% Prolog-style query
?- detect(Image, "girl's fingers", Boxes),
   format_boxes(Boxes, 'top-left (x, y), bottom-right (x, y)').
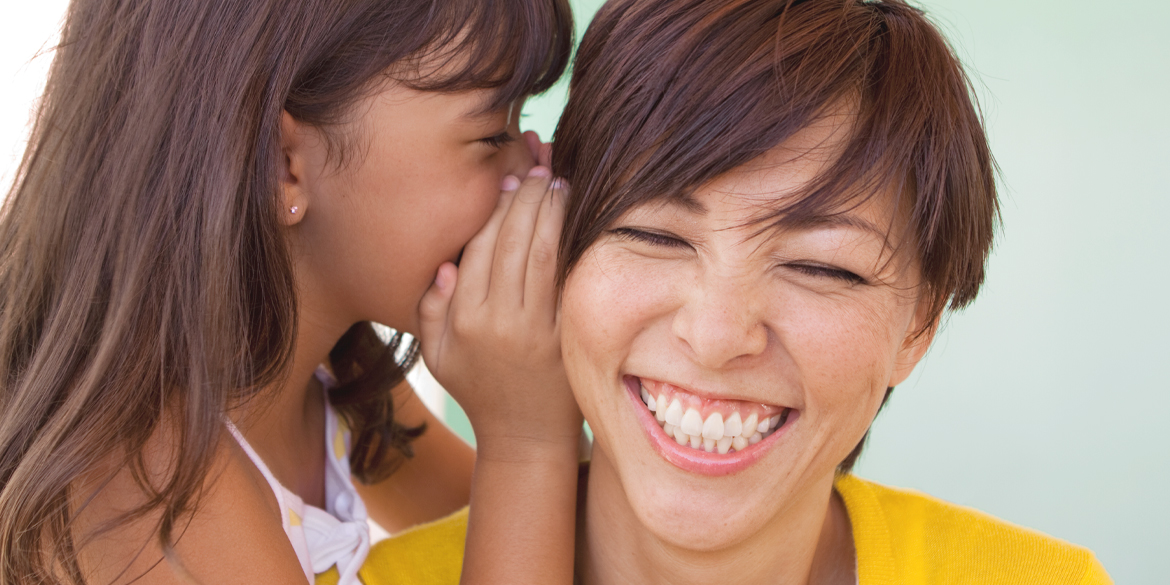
top-left (418, 262), bottom-right (459, 370)
top-left (453, 177), bottom-right (520, 306)
top-left (524, 178), bottom-right (567, 317)
top-left (489, 168), bottom-right (552, 306)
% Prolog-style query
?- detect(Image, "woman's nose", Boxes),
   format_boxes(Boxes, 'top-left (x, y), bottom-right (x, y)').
top-left (670, 274), bottom-right (769, 370)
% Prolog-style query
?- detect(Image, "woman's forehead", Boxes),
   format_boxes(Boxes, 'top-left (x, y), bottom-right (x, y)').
top-left (727, 107), bottom-right (857, 195)
top-left (632, 114), bottom-right (906, 236)
top-left (617, 102), bottom-right (864, 215)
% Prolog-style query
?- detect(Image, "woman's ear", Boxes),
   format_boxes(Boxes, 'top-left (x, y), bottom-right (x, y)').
top-left (278, 111), bottom-right (315, 226)
top-left (889, 300), bottom-right (940, 388)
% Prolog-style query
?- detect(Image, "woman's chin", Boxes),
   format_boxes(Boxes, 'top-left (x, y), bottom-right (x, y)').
top-left (582, 376), bottom-right (815, 551)
top-left (591, 434), bottom-right (783, 552)
top-left (613, 466), bottom-right (774, 552)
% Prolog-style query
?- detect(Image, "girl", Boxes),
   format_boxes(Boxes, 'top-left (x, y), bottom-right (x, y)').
top-left (0, 0), bottom-right (581, 584)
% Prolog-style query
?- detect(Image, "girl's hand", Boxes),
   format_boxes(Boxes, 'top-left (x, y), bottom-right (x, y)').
top-left (417, 150), bottom-right (580, 585)
top-left (417, 164), bottom-right (581, 451)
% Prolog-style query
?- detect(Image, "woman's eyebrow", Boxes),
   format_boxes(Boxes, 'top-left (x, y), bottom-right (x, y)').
top-left (809, 214), bottom-right (886, 238)
top-left (628, 196), bottom-right (708, 220)
top-left (662, 195), bottom-right (708, 215)
top-left (762, 212), bottom-right (891, 244)
top-left (791, 214), bottom-right (896, 251)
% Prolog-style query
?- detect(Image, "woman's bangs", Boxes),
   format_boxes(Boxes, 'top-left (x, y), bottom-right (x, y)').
top-left (556, 0), bottom-right (995, 325)
top-left (407, 0), bottom-right (573, 110)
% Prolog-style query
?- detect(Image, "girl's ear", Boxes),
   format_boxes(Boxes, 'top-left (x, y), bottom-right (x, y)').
top-left (278, 111), bottom-right (314, 226)
top-left (889, 299), bottom-right (940, 388)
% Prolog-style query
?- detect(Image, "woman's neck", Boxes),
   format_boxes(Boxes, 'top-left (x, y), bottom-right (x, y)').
top-left (577, 450), bottom-right (855, 585)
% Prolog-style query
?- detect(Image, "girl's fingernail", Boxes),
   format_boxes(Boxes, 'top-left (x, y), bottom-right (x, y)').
top-left (528, 166), bottom-right (551, 178)
top-left (501, 175), bottom-right (521, 190)
top-left (435, 263), bottom-right (457, 292)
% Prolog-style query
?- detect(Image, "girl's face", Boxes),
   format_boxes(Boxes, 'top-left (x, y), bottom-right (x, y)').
top-left (560, 115), bottom-right (934, 551)
top-left (285, 83), bottom-right (535, 336)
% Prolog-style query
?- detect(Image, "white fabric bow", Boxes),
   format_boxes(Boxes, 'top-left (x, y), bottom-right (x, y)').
top-left (302, 504), bottom-right (371, 582)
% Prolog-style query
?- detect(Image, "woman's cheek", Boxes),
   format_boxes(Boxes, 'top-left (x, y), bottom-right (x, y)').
top-left (571, 249), bottom-right (682, 343)
top-left (779, 293), bottom-right (899, 438)
top-left (564, 248), bottom-right (679, 366)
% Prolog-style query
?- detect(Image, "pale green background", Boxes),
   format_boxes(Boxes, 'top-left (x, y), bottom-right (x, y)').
top-left (2, 0), bottom-right (1162, 582)
top-left (442, 1), bottom-right (1169, 582)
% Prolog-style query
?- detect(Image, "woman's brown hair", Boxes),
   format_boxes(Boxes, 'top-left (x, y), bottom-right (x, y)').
top-left (552, 0), bottom-right (997, 473)
top-left (0, 0), bottom-right (571, 582)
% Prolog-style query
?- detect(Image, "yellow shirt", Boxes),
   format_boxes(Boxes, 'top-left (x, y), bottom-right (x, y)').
top-left (834, 474), bottom-right (1111, 584)
top-left (355, 475), bottom-right (1111, 585)
top-left (355, 507), bottom-right (469, 585)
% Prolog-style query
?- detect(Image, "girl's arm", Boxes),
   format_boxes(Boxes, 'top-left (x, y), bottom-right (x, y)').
top-left (354, 381), bottom-right (475, 533)
top-left (417, 167), bottom-right (580, 585)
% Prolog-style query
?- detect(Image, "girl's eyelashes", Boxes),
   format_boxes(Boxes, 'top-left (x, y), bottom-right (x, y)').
top-left (479, 130), bottom-right (517, 149)
top-left (609, 227), bottom-right (689, 249)
top-left (787, 263), bottom-right (866, 285)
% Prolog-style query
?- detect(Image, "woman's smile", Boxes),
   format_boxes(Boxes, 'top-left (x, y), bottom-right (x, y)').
top-left (624, 375), bottom-right (797, 475)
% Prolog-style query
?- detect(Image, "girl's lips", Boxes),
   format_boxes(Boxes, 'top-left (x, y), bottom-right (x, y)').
top-left (623, 376), bottom-right (797, 476)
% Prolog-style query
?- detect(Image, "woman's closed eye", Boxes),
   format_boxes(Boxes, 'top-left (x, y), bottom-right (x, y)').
top-left (611, 227), bottom-right (868, 286)
top-left (786, 263), bottom-right (866, 285)
top-left (610, 227), bottom-right (690, 249)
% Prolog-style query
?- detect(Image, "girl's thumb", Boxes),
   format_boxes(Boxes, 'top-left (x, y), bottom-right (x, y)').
top-left (418, 262), bottom-right (458, 362)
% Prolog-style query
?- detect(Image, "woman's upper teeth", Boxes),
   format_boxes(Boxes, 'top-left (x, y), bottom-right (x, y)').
top-left (639, 378), bottom-right (788, 454)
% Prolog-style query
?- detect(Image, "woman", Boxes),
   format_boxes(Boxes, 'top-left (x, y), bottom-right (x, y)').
top-left (377, 0), bottom-right (1111, 583)
top-left (550, 0), bottom-right (1110, 582)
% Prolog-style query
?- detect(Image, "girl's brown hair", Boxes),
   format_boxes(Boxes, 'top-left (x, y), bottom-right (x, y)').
top-left (0, 0), bottom-right (571, 582)
top-left (552, 0), bottom-right (997, 473)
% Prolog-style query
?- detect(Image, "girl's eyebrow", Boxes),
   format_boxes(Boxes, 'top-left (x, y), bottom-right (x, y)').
top-left (459, 90), bottom-right (510, 120)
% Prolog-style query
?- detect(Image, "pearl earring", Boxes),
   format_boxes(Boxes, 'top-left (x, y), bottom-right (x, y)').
top-left (289, 205), bottom-right (299, 215)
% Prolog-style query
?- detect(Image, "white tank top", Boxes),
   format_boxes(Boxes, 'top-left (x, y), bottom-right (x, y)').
top-left (225, 367), bottom-right (370, 585)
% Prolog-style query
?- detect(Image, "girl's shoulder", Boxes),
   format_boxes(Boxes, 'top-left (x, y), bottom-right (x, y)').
top-left (835, 474), bottom-right (1112, 585)
top-left (72, 423), bottom-right (307, 584)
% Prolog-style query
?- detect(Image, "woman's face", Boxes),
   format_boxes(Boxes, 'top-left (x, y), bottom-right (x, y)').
top-left (560, 115), bottom-right (934, 551)
top-left (286, 83), bottom-right (535, 336)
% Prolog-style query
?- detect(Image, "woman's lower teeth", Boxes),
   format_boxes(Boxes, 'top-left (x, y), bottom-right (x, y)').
top-left (640, 384), bottom-right (787, 454)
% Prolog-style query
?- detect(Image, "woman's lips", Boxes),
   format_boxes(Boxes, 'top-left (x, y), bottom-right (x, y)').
top-left (624, 376), bottom-right (798, 476)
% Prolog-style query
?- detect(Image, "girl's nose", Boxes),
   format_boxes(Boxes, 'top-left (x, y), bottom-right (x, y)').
top-left (670, 274), bottom-right (769, 370)
top-left (504, 131), bottom-right (539, 180)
